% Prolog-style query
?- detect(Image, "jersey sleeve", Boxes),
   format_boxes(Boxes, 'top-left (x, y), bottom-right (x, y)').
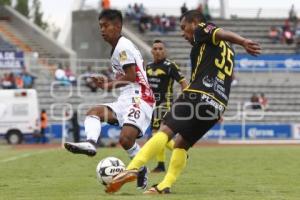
top-left (169, 62), bottom-right (185, 83)
top-left (193, 22), bottom-right (221, 46)
top-left (117, 48), bottom-right (136, 69)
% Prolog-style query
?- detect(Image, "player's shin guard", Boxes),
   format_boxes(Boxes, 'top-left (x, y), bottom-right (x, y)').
top-left (155, 139), bottom-right (174, 164)
top-left (156, 148), bottom-right (166, 163)
top-left (127, 131), bottom-right (169, 170)
top-left (85, 115), bottom-right (101, 143)
top-left (157, 148), bottom-right (187, 190)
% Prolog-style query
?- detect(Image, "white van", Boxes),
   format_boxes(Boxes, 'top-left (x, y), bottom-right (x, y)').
top-left (0, 89), bottom-right (40, 144)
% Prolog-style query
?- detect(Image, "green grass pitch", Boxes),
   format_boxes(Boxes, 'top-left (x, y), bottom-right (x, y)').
top-left (0, 145), bottom-right (300, 200)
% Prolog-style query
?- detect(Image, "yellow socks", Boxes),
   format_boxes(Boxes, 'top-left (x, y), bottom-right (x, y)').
top-left (127, 131), bottom-right (169, 170)
top-left (157, 148), bottom-right (187, 190)
top-left (156, 148), bottom-right (166, 163)
top-left (156, 139), bottom-right (174, 162)
top-left (166, 139), bottom-right (174, 150)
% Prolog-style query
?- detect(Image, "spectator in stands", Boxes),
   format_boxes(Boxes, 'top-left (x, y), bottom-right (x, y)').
top-left (125, 4), bottom-right (134, 19)
top-left (133, 3), bottom-right (141, 20)
top-left (288, 4), bottom-right (298, 26)
top-left (259, 93), bottom-right (269, 110)
top-left (151, 15), bottom-right (161, 32)
top-left (169, 16), bottom-right (177, 31)
top-left (268, 26), bottom-right (280, 43)
top-left (83, 65), bottom-right (98, 92)
top-left (139, 3), bottom-right (145, 16)
top-left (250, 93), bottom-right (261, 110)
top-left (21, 69), bottom-right (36, 88)
top-left (181, 3), bottom-right (188, 15)
top-left (15, 73), bottom-right (24, 89)
top-left (55, 64), bottom-right (69, 85)
top-left (139, 15), bottom-right (152, 33)
top-left (65, 65), bottom-right (76, 85)
top-left (1, 73), bottom-right (15, 89)
top-left (160, 14), bottom-right (170, 34)
top-left (282, 19), bottom-right (294, 45)
top-left (282, 28), bottom-right (294, 45)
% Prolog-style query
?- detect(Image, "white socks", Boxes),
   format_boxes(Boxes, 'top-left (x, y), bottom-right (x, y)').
top-left (127, 142), bottom-right (141, 159)
top-left (85, 115), bottom-right (101, 143)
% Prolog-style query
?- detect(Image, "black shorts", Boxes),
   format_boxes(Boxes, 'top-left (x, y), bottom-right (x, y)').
top-left (151, 104), bottom-right (170, 130)
top-left (163, 92), bottom-right (224, 146)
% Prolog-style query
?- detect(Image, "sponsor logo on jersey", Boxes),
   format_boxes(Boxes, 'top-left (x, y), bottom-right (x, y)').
top-left (119, 51), bottom-right (127, 62)
top-left (147, 68), bottom-right (166, 76)
top-left (133, 97), bottom-right (141, 108)
top-left (201, 93), bottom-right (225, 112)
top-left (204, 24), bottom-right (215, 33)
top-left (202, 75), bottom-right (214, 88)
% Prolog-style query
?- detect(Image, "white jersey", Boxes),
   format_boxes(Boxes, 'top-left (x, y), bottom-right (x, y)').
top-left (110, 36), bottom-right (154, 106)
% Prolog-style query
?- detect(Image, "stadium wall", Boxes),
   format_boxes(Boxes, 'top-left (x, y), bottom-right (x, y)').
top-left (44, 123), bottom-right (300, 142)
top-left (72, 10), bottom-right (110, 59)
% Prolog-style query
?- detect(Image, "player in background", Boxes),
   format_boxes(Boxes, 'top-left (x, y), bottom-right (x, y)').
top-left (64, 9), bottom-right (155, 190)
top-left (106, 10), bottom-right (261, 194)
top-left (146, 40), bottom-right (188, 172)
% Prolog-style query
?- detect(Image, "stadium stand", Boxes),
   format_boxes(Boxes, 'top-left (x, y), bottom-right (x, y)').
top-left (0, 34), bottom-right (17, 51)
top-left (139, 18), bottom-right (296, 64)
top-left (225, 72), bottom-right (300, 123)
top-left (0, 5), bottom-right (75, 58)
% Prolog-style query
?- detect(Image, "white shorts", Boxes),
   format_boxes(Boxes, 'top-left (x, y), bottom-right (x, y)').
top-left (103, 95), bottom-right (153, 137)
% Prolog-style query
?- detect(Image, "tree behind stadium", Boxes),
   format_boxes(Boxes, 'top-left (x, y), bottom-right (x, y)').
top-left (15, 0), bottom-right (29, 18)
top-left (32, 0), bottom-right (48, 30)
top-left (0, 0), bottom-right (11, 6)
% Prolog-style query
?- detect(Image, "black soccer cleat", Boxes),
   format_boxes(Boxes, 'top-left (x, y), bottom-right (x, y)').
top-left (151, 162), bottom-right (166, 173)
top-left (137, 166), bottom-right (148, 189)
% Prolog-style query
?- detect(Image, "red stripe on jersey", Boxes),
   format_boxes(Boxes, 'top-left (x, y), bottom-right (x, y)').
top-left (135, 66), bottom-right (155, 106)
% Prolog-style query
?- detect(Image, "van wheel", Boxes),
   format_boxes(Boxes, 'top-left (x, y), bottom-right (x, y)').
top-left (6, 130), bottom-right (23, 144)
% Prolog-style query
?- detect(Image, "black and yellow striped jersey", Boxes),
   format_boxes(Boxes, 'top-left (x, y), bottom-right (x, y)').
top-left (185, 22), bottom-right (235, 107)
top-left (146, 59), bottom-right (185, 107)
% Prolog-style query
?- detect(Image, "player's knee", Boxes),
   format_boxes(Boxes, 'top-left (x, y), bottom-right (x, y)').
top-left (174, 135), bottom-right (191, 150)
top-left (159, 124), bottom-right (175, 140)
top-left (86, 107), bottom-right (98, 116)
top-left (86, 107), bottom-right (105, 118)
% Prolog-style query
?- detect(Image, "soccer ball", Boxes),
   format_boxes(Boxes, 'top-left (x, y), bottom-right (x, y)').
top-left (96, 156), bottom-right (125, 185)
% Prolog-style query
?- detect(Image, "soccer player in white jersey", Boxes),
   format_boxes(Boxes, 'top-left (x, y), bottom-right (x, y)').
top-left (64, 9), bottom-right (155, 190)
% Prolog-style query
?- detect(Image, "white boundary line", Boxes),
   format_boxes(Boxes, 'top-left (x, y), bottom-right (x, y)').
top-left (218, 140), bottom-right (300, 144)
top-left (0, 150), bottom-right (52, 163)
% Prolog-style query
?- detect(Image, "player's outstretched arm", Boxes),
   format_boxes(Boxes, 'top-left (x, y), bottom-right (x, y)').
top-left (215, 29), bottom-right (261, 56)
top-left (102, 64), bottom-right (136, 90)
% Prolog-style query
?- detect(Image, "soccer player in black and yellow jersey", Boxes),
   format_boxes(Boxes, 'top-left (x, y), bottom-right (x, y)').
top-left (106, 10), bottom-right (261, 194)
top-left (147, 40), bottom-right (188, 173)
